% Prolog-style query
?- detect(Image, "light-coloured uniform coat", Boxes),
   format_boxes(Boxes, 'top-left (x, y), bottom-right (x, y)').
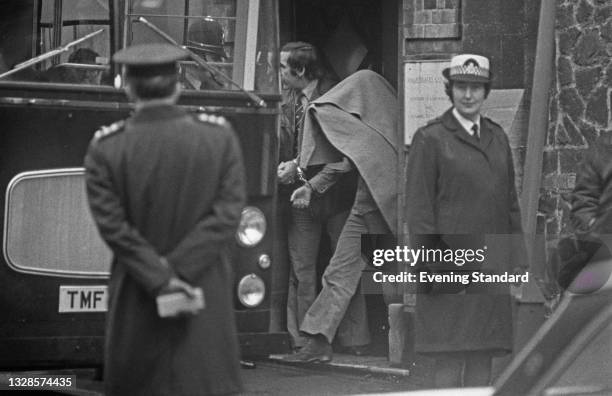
top-left (84, 105), bottom-right (245, 396)
top-left (405, 108), bottom-right (522, 355)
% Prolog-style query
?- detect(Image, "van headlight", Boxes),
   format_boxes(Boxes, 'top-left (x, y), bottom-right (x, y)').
top-left (236, 206), bottom-right (266, 247)
top-left (237, 274), bottom-right (265, 308)
top-left (258, 254), bottom-right (271, 270)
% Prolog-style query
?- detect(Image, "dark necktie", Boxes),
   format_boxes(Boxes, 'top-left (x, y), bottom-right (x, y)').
top-left (293, 94), bottom-right (306, 157)
top-left (472, 124), bottom-right (479, 141)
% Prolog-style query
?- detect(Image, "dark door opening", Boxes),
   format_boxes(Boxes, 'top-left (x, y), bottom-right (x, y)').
top-left (279, 0), bottom-right (395, 85)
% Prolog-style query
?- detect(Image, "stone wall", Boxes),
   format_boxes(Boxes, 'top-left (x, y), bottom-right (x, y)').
top-left (543, 0), bottom-right (612, 237)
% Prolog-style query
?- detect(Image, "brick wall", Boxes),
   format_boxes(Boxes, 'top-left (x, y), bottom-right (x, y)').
top-left (402, 0), bottom-right (461, 56)
top-left (404, 0), bottom-right (461, 40)
top-left (543, 0), bottom-right (612, 237)
top-left (401, 0), bottom-right (534, 88)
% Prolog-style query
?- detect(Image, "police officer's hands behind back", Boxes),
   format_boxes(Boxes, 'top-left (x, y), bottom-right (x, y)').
top-left (160, 277), bottom-right (197, 296)
top-left (157, 277), bottom-right (203, 318)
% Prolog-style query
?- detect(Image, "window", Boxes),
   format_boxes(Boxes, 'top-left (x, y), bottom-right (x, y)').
top-left (4, 169), bottom-right (111, 277)
top-left (124, 0), bottom-right (278, 93)
top-left (0, 0), bottom-right (278, 93)
top-left (0, 0), bottom-right (112, 85)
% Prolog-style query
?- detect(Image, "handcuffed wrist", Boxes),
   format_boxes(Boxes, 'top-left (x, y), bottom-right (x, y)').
top-left (160, 256), bottom-right (170, 269)
top-left (296, 166), bottom-right (307, 184)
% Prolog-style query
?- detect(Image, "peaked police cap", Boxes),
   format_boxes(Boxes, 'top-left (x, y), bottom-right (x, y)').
top-left (113, 43), bottom-right (188, 77)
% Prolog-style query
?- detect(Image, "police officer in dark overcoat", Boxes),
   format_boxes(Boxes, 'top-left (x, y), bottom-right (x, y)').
top-left (84, 43), bottom-right (245, 396)
top-left (405, 54), bottom-right (525, 388)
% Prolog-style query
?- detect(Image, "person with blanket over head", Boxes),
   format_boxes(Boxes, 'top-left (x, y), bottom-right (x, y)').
top-left (283, 70), bottom-right (400, 363)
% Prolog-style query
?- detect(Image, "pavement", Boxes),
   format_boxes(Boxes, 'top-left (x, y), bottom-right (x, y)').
top-left (0, 353), bottom-right (433, 395)
top-left (0, 361), bottom-right (424, 396)
top-left (241, 360), bottom-right (421, 395)
top-left (270, 353), bottom-right (409, 376)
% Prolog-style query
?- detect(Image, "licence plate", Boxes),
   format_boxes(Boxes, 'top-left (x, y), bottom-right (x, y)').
top-left (58, 285), bottom-right (108, 313)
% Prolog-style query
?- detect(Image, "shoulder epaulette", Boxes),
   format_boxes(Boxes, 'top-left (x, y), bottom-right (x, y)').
top-left (483, 116), bottom-right (503, 130)
top-left (93, 120), bottom-right (125, 141)
top-left (196, 113), bottom-right (227, 127)
top-left (424, 116), bottom-right (443, 127)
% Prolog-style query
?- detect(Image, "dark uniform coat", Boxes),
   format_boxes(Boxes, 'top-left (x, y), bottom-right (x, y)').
top-left (405, 108), bottom-right (522, 355)
top-left (571, 133), bottom-right (612, 235)
top-left (557, 134), bottom-right (612, 288)
top-left (84, 104), bottom-right (245, 396)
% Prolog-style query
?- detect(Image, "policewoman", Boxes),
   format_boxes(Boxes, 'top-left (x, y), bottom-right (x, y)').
top-left (84, 44), bottom-right (245, 396)
top-left (405, 54), bottom-right (524, 388)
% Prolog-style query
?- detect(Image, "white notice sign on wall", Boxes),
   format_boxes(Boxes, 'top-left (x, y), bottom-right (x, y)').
top-left (403, 60), bottom-right (450, 145)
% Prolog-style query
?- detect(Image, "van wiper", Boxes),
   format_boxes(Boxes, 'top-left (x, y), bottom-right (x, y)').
top-left (0, 29), bottom-right (105, 80)
top-left (135, 17), bottom-right (266, 108)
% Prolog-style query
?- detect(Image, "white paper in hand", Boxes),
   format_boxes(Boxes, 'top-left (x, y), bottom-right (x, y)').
top-left (156, 287), bottom-right (205, 318)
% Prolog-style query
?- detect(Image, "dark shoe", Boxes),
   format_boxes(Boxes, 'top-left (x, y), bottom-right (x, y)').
top-left (282, 335), bottom-right (332, 363)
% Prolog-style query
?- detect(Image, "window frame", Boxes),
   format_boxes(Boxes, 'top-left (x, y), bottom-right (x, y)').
top-left (122, 0), bottom-right (260, 91)
top-left (3, 168), bottom-right (111, 279)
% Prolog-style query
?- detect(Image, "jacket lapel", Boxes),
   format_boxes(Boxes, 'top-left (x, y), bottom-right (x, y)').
top-left (443, 109), bottom-right (493, 159)
top-left (298, 79), bottom-right (332, 160)
top-left (479, 119), bottom-right (494, 150)
top-left (297, 83), bottom-right (318, 158)
top-left (442, 109), bottom-right (480, 151)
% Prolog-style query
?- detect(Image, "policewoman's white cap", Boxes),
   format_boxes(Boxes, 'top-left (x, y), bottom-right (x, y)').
top-left (442, 54), bottom-right (491, 83)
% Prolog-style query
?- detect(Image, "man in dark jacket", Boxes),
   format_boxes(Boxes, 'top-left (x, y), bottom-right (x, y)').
top-left (558, 134), bottom-right (612, 289)
top-left (570, 134), bottom-right (612, 235)
top-left (405, 54), bottom-right (524, 387)
top-left (84, 43), bottom-right (245, 396)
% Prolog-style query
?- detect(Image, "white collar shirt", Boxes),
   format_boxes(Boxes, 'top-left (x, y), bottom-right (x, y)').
top-left (452, 107), bottom-right (481, 137)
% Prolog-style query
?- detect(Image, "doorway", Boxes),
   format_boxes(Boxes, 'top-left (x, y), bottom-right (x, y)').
top-left (279, 0), bottom-right (398, 88)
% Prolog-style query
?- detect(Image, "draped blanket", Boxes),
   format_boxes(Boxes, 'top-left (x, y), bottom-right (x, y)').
top-left (300, 70), bottom-right (400, 233)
